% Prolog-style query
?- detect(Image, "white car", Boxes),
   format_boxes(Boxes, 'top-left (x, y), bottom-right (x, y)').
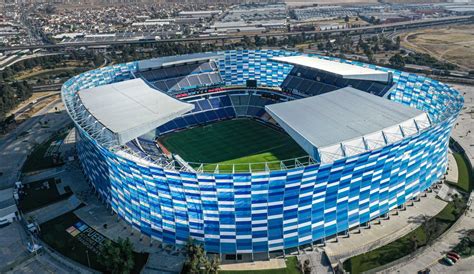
top-left (27, 242), bottom-right (42, 253)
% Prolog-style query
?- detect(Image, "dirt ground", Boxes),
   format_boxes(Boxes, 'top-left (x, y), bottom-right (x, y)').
top-left (401, 25), bottom-right (474, 70)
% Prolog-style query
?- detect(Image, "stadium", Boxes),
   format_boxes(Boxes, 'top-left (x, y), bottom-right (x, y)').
top-left (62, 50), bottom-right (463, 256)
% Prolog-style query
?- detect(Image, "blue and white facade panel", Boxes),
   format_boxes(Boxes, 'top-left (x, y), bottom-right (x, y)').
top-left (65, 50), bottom-right (463, 254)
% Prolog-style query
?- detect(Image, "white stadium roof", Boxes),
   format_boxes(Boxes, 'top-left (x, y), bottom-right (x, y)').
top-left (266, 87), bottom-right (431, 164)
top-left (78, 78), bottom-right (194, 145)
top-left (138, 52), bottom-right (222, 71)
top-left (272, 55), bottom-right (390, 83)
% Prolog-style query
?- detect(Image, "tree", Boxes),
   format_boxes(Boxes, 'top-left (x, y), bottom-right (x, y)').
top-left (365, 49), bottom-right (375, 63)
top-left (184, 238), bottom-right (220, 274)
top-left (395, 36), bottom-right (401, 49)
top-left (344, 15), bottom-right (350, 23)
top-left (99, 237), bottom-right (135, 274)
top-left (204, 255), bottom-right (220, 273)
top-left (242, 36), bottom-right (252, 47)
top-left (389, 53), bottom-right (406, 69)
top-left (421, 215), bottom-right (438, 245)
top-left (254, 35), bottom-right (264, 47)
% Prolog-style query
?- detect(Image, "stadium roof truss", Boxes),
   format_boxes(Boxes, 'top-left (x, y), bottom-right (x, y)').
top-left (272, 55), bottom-right (391, 83)
top-left (73, 78), bottom-right (194, 147)
top-left (266, 87), bottom-right (431, 164)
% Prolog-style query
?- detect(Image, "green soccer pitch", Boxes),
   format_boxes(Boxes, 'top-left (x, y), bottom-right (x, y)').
top-left (158, 118), bottom-right (308, 172)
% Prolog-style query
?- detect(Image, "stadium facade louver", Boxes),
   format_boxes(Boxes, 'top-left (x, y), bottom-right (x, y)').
top-left (62, 50), bottom-right (463, 255)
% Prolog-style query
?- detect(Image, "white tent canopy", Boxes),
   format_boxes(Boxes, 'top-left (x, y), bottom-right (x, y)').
top-left (265, 87), bottom-right (430, 164)
top-left (272, 55), bottom-right (391, 83)
top-left (78, 78), bottom-right (194, 145)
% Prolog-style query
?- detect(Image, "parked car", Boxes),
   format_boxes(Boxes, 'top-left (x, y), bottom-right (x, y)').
top-left (443, 256), bottom-right (455, 266)
top-left (27, 242), bottom-right (42, 253)
top-left (417, 268), bottom-right (430, 274)
top-left (447, 251), bottom-right (461, 260)
top-left (0, 219), bottom-right (11, 228)
top-left (447, 254), bottom-right (459, 263)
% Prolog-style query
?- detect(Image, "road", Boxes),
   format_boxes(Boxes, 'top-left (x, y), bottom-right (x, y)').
top-left (0, 16), bottom-right (471, 51)
top-left (0, 98), bottom-right (70, 190)
top-left (11, 92), bottom-right (60, 119)
top-left (0, 53), bottom-right (61, 71)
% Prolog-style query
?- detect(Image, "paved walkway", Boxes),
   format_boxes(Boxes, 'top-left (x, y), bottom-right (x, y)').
top-left (219, 259), bottom-right (286, 271)
top-left (298, 251), bottom-right (333, 274)
top-left (451, 84), bottom-right (474, 163)
top-left (0, 100), bottom-right (70, 190)
top-left (380, 193), bottom-right (474, 273)
top-left (141, 252), bottom-right (185, 274)
top-left (323, 190), bottom-right (447, 264)
top-left (26, 195), bottom-right (81, 224)
top-left (6, 248), bottom-right (95, 274)
top-left (446, 152), bottom-right (459, 184)
top-left (376, 83), bottom-right (474, 273)
top-left (0, 222), bottom-right (30, 271)
top-left (431, 254), bottom-right (474, 273)
top-left (74, 200), bottom-right (158, 253)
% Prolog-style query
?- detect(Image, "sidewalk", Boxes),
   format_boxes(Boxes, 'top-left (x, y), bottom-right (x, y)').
top-left (378, 83), bottom-right (474, 273)
top-left (323, 191), bottom-right (446, 264)
top-left (219, 259), bottom-right (286, 271)
top-left (381, 194), bottom-right (474, 273)
top-left (0, 100), bottom-right (70, 190)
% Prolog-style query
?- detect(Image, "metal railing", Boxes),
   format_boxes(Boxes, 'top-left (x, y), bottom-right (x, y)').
top-left (188, 155), bottom-right (317, 174)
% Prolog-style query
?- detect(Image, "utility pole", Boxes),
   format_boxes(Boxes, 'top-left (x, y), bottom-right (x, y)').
top-left (86, 250), bottom-right (91, 268)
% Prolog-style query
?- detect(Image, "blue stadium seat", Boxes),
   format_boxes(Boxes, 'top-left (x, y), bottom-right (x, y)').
top-left (198, 100), bottom-right (212, 110)
top-left (183, 115), bottom-right (199, 126)
top-left (194, 112), bottom-right (208, 124)
top-left (190, 101), bottom-right (201, 112)
top-left (187, 75), bottom-right (201, 87)
top-left (220, 95), bottom-right (232, 107)
top-left (165, 78), bottom-right (178, 90)
top-left (154, 80), bottom-right (168, 91)
top-left (199, 74), bottom-right (212, 85)
top-left (209, 72), bottom-right (223, 84)
top-left (247, 106), bottom-right (260, 117)
top-left (215, 108), bottom-right (228, 119)
top-left (136, 60), bottom-right (222, 93)
top-left (224, 107), bottom-right (236, 117)
top-left (209, 97), bottom-right (222, 108)
top-left (174, 117), bottom-right (188, 128)
top-left (204, 110), bottom-right (218, 121)
top-left (256, 107), bottom-right (266, 117)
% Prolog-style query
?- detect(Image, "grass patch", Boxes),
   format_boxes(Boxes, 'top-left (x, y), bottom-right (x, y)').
top-left (40, 212), bottom-right (148, 273)
top-left (343, 226), bottom-right (426, 274)
top-left (453, 153), bottom-right (472, 193)
top-left (219, 256), bottom-right (300, 274)
top-left (19, 178), bottom-right (71, 212)
top-left (343, 199), bottom-right (463, 273)
top-left (15, 67), bottom-right (80, 81)
top-left (435, 202), bottom-right (456, 222)
top-left (159, 119), bottom-right (307, 172)
top-left (22, 130), bottom-right (68, 173)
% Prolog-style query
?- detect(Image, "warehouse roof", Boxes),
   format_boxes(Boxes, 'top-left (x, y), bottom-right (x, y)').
top-left (78, 78), bottom-right (194, 145)
top-left (272, 55), bottom-right (390, 82)
top-left (266, 87), bottom-right (430, 163)
top-left (138, 52), bottom-right (222, 71)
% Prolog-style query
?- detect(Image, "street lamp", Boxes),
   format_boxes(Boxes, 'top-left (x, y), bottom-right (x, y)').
top-left (86, 250), bottom-right (91, 268)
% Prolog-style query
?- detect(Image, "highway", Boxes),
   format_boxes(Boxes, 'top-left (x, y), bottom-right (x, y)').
top-left (0, 16), bottom-right (472, 52)
top-left (0, 53), bottom-right (60, 71)
top-left (13, 92), bottom-right (60, 119)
